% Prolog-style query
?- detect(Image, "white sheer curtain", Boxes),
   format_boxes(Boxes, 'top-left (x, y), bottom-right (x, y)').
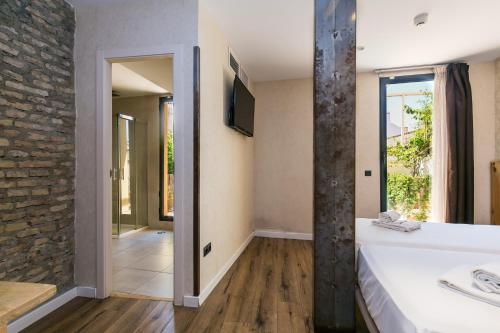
top-left (430, 66), bottom-right (448, 222)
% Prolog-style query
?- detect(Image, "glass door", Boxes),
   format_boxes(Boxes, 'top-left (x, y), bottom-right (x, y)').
top-left (380, 74), bottom-right (434, 221)
top-left (112, 114), bottom-right (137, 236)
top-left (134, 120), bottom-right (148, 230)
top-left (159, 97), bottom-right (174, 221)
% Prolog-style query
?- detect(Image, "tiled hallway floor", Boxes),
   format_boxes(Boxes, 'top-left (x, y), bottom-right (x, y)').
top-left (112, 228), bottom-right (174, 299)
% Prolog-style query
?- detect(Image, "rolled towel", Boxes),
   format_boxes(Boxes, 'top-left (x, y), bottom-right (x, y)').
top-left (378, 211), bottom-right (401, 223)
top-left (372, 219), bottom-right (421, 232)
top-left (472, 263), bottom-right (500, 294)
top-left (439, 265), bottom-right (500, 307)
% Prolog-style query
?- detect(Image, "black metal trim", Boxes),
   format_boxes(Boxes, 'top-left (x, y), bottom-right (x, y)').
top-left (379, 77), bottom-right (389, 212)
top-left (379, 73), bottom-right (435, 212)
top-left (193, 46), bottom-right (201, 296)
top-left (159, 96), bottom-right (174, 222)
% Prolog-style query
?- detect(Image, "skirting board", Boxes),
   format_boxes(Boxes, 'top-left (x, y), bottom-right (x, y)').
top-left (254, 229), bottom-right (313, 241)
top-left (183, 231), bottom-right (255, 308)
top-left (7, 286), bottom-right (96, 333)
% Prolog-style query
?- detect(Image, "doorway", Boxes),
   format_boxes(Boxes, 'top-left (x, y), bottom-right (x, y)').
top-left (96, 46), bottom-right (189, 306)
top-left (108, 56), bottom-right (175, 299)
top-left (380, 74), bottom-right (435, 221)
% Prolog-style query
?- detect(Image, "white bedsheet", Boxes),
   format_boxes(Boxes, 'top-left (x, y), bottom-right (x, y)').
top-left (358, 245), bottom-right (500, 333)
top-left (356, 218), bottom-right (500, 254)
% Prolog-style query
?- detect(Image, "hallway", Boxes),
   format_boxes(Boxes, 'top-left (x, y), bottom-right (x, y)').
top-left (112, 229), bottom-right (174, 299)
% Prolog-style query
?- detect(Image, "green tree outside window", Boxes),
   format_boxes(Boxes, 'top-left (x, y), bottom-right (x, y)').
top-left (387, 93), bottom-right (432, 221)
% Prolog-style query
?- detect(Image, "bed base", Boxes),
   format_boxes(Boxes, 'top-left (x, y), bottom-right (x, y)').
top-left (355, 285), bottom-right (380, 333)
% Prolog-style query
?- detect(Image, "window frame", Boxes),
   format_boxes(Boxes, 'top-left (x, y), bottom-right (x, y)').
top-left (379, 73), bottom-right (435, 212)
top-left (159, 96), bottom-right (174, 222)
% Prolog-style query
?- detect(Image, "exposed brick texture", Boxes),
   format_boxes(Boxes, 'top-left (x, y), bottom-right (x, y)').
top-left (0, 0), bottom-right (75, 290)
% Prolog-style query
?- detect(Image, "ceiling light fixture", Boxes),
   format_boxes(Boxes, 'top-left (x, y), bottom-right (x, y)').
top-left (414, 13), bottom-right (429, 27)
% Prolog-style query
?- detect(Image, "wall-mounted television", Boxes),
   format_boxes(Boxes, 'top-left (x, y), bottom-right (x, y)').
top-left (229, 75), bottom-right (255, 137)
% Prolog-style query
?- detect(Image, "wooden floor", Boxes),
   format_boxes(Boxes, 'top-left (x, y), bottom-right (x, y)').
top-left (23, 237), bottom-right (367, 333)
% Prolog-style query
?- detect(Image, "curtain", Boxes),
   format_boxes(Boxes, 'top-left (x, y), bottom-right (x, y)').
top-left (430, 66), bottom-right (448, 222)
top-left (445, 63), bottom-right (474, 224)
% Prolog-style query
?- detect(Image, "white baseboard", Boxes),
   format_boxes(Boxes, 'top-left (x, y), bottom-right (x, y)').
top-left (182, 295), bottom-right (200, 308)
top-left (183, 231), bottom-right (255, 308)
top-left (254, 229), bottom-right (313, 240)
top-left (77, 286), bottom-right (97, 298)
top-left (7, 286), bottom-right (96, 333)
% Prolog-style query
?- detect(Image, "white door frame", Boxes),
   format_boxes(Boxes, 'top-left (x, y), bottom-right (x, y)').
top-left (96, 45), bottom-right (187, 305)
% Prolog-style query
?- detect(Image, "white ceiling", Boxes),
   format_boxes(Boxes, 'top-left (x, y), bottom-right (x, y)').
top-left (357, 0), bottom-right (500, 72)
top-left (69, 0), bottom-right (500, 80)
top-left (203, 0), bottom-right (314, 82)
top-left (112, 57), bottom-right (173, 98)
top-left (205, 0), bottom-right (500, 80)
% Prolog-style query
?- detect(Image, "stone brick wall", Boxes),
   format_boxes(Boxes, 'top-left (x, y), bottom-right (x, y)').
top-left (0, 0), bottom-right (75, 290)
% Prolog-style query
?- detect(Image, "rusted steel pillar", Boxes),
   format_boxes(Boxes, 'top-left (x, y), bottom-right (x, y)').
top-left (313, 0), bottom-right (356, 331)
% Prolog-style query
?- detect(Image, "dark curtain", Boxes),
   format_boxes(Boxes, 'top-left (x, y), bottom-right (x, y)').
top-left (445, 63), bottom-right (474, 224)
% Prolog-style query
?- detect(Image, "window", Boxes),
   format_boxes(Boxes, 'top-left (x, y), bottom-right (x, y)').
top-left (380, 74), bottom-right (434, 221)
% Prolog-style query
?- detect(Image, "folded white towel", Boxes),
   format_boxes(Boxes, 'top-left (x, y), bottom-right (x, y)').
top-left (372, 219), bottom-right (421, 232)
top-left (472, 263), bottom-right (500, 294)
top-left (378, 211), bottom-right (401, 223)
top-left (439, 265), bottom-right (500, 307)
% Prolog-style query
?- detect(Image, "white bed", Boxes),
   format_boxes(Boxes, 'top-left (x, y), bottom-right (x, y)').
top-left (356, 218), bottom-right (500, 254)
top-left (358, 245), bottom-right (500, 333)
top-left (355, 218), bottom-right (500, 332)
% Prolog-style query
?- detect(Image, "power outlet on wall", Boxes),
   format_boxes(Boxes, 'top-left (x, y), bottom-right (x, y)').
top-left (203, 242), bottom-right (212, 257)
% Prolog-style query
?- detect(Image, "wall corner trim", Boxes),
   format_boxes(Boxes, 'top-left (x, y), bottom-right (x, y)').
top-left (7, 286), bottom-right (96, 333)
top-left (77, 286), bottom-right (97, 298)
top-left (182, 295), bottom-right (200, 308)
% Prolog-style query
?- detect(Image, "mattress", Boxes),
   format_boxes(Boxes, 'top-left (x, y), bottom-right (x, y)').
top-left (358, 245), bottom-right (500, 333)
top-left (356, 218), bottom-right (500, 254)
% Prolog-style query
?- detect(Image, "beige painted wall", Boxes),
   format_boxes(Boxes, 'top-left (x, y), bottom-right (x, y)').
top-left (251, 75), bottom-right (379, 233)
top-left (112, 96), bottom-right (170, 230)
top-left (356, 72), bottom-right (381, 218)
top-left (253, 79), bottom-right (313, 234)
top-left (496, 58), bottom-right (500, 159)
top-left (470, 62), bottom-right (496, 224)
top-left (253, 62), bottom-right (496, 232)
top-left (356, 63), bottom-right (497, 224)
top-left (73, 0), bottom-right (197, 295)
top-left (198, 5), bottom-right (255, 292)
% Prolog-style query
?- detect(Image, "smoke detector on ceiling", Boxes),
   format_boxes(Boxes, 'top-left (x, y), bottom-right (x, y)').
top-left (414, 13), bottom-right (428, 27)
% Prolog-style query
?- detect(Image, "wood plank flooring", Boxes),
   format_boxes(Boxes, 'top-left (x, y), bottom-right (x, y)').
top-left (22, 237), bottom-right (368, 333)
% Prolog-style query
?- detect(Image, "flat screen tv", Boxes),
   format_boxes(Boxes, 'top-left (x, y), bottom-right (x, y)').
top-left (229, 75), bottom-right (255, 137)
